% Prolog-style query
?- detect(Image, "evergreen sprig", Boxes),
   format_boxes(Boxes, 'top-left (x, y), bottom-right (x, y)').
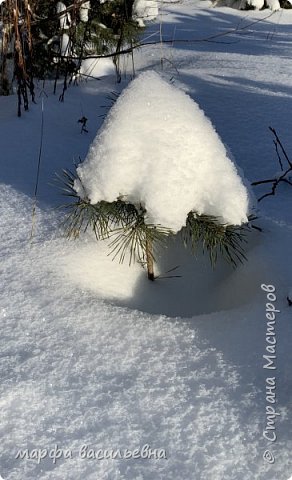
top-left (57, 168), bottom-right (251, 278)
top-left (109, 216), bottom-right (171, 266)
top-left (182, 212), bottom-right (250, 267)
top-left (56, 168), bottom-right (171, 266)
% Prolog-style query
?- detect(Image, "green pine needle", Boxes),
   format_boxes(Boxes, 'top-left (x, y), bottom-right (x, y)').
top-left (108, 218), bottom-right (172, 266)
top-left (57, 168), bottom-right (251, 271)
top-left (182, 212), bottom-right (250, 267)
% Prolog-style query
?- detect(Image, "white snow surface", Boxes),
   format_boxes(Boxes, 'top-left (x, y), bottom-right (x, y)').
top-left (56, 2), bottom-right (71, 30)
top-left (60, 33), bottom-right (70, 57)
top-left (79, 1), bottom-right (91, 22)
top-left (265, 0), bottom-right (281, 9)
top-left (75, 71), bottom-right (250, 231)
top-left (133, 0), bottom-right (159, 26)
top-left (79, 57), bottom-right (115, 79)
top-left (1, 1), bottom-right (292, 479)
top-left (246, 0), bottom-right (265, 8)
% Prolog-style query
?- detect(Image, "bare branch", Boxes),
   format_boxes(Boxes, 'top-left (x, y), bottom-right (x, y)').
top-left (35, 9), bottom-right (277, 62)
top-left (269, 126), bottom-right (292, 169)
top-left (252, 128), bottom-right (292, 202)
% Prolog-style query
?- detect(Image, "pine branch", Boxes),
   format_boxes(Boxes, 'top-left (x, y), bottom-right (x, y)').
top-left (99, 91), bottom-right (120, 119)
top-left (57, 169), bottom-right (251, 279)
top-left (182, 212), bottom-right (250, 267)
top-left (108, 216), bottom-right (171, 266)
top-left (53, 11), bottom-right (277, 61)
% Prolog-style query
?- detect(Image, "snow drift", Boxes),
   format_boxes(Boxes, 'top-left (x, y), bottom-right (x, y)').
top-left (212, 0), bottom-right (281, 10)
top-left (75, 71), bottom-right (250, 232)
top-left (79, 57), bottom-right (115, 79)
top-left (133, 0), bottom-right (159, 26)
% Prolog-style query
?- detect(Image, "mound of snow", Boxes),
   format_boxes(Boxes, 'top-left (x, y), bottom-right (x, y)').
top-left (79, 57), bottom-right (115, 78)
top-left (133, 0), bottom-right (159, 26)
top-left (265, 0), bottom-right (280, 9)
top-left (75, 71), bottom-right (250, 232)
top-left (215, 0), bottom-right (280, 10)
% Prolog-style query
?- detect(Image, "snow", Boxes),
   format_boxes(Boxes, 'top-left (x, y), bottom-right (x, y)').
top-left (265, 0), bottom-right (281, 9)
top-left (246, 0), bottom-right (265, 8)
top-left (1, 1), bottom-right (292, 479)
top-left (56, 1), bottom-right (71, 30)
top-left (80, 1), bottom-right (91, 23)
top-left (79, 57), bottom-right (115, 79)
top-left (214, 0), bottom-right (280, 8)
top-left (75, 71), bottom-right (250, 231)
top-left (60, 33), bottom-right (70, 57)
top-left (133, 0), bottom-right (159, 26)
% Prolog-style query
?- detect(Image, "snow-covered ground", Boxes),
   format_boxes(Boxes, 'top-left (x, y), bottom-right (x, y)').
top-left (1, 1), bottom-right (292, 479)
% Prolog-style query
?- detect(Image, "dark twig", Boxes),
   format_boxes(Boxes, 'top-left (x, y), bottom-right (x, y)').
top-left (269, 127), bottom-right (292, 169)
top-left (78, 115), bottom-right (88, 133)
top-left (273, 140), bottom-right (283, 171)
top-left (30, 95), bottom-right (45, 242)
top-left (252, 127), bottom-right (292, 202)
top-left (54, 11), bottom-right (276, 63)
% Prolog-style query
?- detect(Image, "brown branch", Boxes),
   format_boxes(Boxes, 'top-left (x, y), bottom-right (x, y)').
top-left (146, 238), bottom-right (155, 281)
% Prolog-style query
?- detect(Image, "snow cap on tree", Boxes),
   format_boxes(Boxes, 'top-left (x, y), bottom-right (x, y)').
top-left (75, 70), bottom-right (250, 232)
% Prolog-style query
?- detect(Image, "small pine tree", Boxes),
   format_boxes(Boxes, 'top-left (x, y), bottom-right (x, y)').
top-left (58, 71), bottom-right (252, 282)
top-left (58, 169), bottom-right (251, 281)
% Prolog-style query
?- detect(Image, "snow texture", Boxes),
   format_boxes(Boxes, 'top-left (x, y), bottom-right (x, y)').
top-left (214, 0), bottom-right (280, 9)
top-left (79, 57), bottom-right (115, 79)
top-left (75, 71), bottom-right (250, 232)
top-left (60, 33), bottom-right (70, 57)
top-left (133, 0), bottom-right (159, 26)
top-left (246, 0), bottom-right (265, 8)
top-left (79, 1), bottom-right (91, 22)
top-left (265, 0), bottom-right (281, 9)
top-left (1, 1), bottom-right (292, 479)
top-left (57, 1), bottom-right (71, 30)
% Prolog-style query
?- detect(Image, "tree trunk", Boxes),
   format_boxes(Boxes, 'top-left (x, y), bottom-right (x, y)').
top-left (146, 238), bottom-right (155, 281)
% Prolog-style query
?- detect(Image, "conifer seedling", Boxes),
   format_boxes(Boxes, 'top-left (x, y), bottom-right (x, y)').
top-left (60, 71), bottom-right (252, 281)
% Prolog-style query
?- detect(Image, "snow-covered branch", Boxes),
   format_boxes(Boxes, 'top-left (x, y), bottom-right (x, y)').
top-left (57, 10), bottom-right (276, 61)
